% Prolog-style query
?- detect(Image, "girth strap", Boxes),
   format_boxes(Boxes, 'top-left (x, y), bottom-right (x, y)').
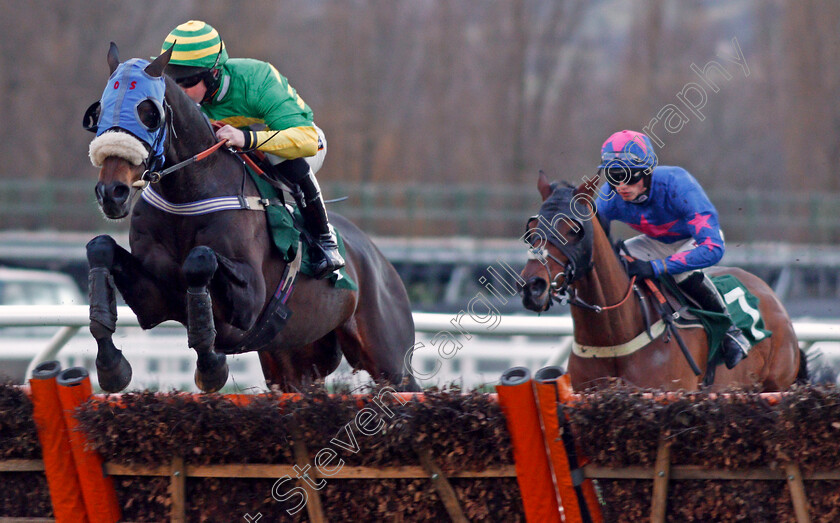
top-left (572, 319), bottom-right (699, 358)
top-left (141, 185), bottom-right (281, 216)
top-left (572, 320), bottom-right (668, 358)
top-left (231, 240), bottom-right (303, 353)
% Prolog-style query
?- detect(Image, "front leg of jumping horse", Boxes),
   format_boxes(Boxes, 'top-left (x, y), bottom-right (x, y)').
top-left (182, 246), bottom-right (229, 392)
top-left (86, 235), bottom-right (133, 392)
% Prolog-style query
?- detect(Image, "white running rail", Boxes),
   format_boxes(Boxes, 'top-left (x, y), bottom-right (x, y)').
top-left (1, 306), bottom-right (837, 385)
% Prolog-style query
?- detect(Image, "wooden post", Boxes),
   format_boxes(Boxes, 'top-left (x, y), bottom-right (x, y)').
top-left (417, 448), bottom-right (468, 523)
top-left (169, 456), bottom-right (186, 523)
top-left (785, 462), bottom-right (811, 523)
top-left (292, 434), bottom-right (327, 523)
top-left (650, 437), bottom-right (671, 523)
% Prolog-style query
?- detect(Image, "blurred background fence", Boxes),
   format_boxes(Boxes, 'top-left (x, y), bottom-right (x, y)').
top-left (6, 179), bottom-right (840, 243)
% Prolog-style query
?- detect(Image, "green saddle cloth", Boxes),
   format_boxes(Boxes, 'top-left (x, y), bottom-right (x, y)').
top-left (247, 166), bottom-right (357, 291)
top-left (665, 274), bottom-right (771, 363)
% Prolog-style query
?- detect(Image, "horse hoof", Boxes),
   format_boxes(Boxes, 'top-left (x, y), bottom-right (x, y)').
top-left (96, 353), bottom-right (132, 392)
top-left (194, 362), bottom-right (229, 393)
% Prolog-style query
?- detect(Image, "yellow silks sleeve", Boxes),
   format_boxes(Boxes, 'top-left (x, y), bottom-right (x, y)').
top-left (254, 125), bottom-right (318, 159)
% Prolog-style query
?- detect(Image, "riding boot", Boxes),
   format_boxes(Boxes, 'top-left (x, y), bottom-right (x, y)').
top-left (677, 272), bottom-right (750, 369)
top-left (295, 170), bottom-right (345, 279)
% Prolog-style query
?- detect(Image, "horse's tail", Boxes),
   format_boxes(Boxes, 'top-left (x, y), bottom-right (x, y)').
top-left (795, 348), bottom-right (809, 384)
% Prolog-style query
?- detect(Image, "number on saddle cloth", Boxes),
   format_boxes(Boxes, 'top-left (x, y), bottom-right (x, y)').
top-left (712, 274), bottom-right (771, 345)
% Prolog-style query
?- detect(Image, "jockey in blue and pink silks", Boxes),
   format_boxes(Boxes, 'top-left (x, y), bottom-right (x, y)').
top-left (593, 129), bottom-right (750, 369)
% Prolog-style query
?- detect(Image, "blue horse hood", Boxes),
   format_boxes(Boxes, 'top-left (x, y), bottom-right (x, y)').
top-left (97, 58), bottom-right (166, 162)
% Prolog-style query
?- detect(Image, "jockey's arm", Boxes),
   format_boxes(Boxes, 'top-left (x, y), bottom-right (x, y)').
top-left (654, 198), bottom-right (725, 277)
top-left (245, 64), bottom-right (319, 159)
top-left (209, 61), bottom-right (319, 159)
top-left (241, 125), bottom-right (319, 159)
top-left (656, 225), bottom-right (724, 276)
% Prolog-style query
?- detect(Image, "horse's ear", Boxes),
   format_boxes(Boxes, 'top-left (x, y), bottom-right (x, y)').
top-left (574, 172), bottom-right (601, 200)
top-left (107, 42), bottom-right (120, 75)
top-left (537, 170), bottom-right (553, 201)
top-left (145, 45), bottom-right (173, 78)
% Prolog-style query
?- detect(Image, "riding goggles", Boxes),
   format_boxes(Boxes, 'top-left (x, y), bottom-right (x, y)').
top-left (175, 72), bottom-right (207, 88)
top-left (603, 166), bottom-right (649, 188)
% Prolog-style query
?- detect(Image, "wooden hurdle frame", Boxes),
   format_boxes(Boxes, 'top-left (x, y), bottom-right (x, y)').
top-left (0, 458), bottom-right (516, 522)
top-left (580, 434), bottom-right (836, 523)
top-left (10, 364), bottom-right (520, 523)
top-left (7, 362), bottom-right (834, 522)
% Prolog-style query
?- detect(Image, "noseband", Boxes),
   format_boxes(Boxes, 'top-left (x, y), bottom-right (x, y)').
top-left (526, 244), bottom-right (574, 296)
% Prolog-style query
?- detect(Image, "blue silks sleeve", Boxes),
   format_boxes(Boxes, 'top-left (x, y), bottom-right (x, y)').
top-left (656, 176), bottom-right (724, 276)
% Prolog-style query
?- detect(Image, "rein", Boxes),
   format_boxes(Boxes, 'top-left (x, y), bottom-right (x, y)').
top-left (558, 274), bottom-right (638, 313)
top-left (133, 138), bottom-right (227, 188)
top-left (548, 264), bottom-right (638, 313)
top-left (619, 250), bottom-right (702, 376)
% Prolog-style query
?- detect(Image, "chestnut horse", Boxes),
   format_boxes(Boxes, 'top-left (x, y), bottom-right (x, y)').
top-left (84, 44), bottom-right (419, 392)
top-left (520, 173), bottom-right (804, 392)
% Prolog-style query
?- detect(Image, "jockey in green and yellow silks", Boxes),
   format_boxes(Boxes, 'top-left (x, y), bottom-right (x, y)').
top-left (160, 20), bottom-right (343, 280)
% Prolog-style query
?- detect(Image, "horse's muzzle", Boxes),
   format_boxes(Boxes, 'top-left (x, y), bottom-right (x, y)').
top-left (521, 276), bottom-right (550, 312)
top-left (95, 181), bottom-right (131, 219)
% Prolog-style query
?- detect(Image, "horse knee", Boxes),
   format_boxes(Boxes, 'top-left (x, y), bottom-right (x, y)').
top-left (183, 246), bottom-right (219, 288)
top-left (87, 235), bottom-right (117, 268)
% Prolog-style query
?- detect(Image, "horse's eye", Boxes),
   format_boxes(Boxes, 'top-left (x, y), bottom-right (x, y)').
top-left (136, 99), bottom-right (163, 131)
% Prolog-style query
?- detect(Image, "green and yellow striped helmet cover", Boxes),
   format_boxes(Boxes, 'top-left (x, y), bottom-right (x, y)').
top-left (161, 20), bottom-right (228, 68)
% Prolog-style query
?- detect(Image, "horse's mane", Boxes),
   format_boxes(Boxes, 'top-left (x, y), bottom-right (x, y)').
top-left (161, 75), bottom-right (218, 150)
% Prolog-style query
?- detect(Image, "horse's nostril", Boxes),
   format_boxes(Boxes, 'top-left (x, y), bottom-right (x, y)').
top-left (112, 183), bottom-right (130, 203)
top-left (527, 277), bottom-right (548, 296)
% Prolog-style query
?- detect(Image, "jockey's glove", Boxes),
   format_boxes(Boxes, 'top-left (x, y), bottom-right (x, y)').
top-left (626, 260), bottom-right (656, 280)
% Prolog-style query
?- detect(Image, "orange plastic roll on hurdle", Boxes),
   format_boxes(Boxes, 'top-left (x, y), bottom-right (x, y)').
top-left (497, 367), bottom-right (562, 522)
top-left (534, 366), bottom-right (603, 523)
top-left (56, 367), bottom-right (121, 523)
top-left (29, 361), bottom-right (89, 523)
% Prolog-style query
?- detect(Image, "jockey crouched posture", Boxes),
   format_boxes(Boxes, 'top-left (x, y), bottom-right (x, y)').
top-left (160, 20), bottom-right (344, 279)
top-left (594, 130), bottom-right (750, 369)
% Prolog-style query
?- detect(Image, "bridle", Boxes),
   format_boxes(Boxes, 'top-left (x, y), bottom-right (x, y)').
top-left (524, 186), bottom-right (637, 313)
top-left (527, 237), bottom-right (637, 313)
top-left (83, 58), bottom-right (230, 189)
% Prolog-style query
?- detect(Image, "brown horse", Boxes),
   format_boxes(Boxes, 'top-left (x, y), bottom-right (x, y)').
top-left (84, 44), bottom-right (419, 392)
top-left (520, 172), bottom-right (804, 392)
